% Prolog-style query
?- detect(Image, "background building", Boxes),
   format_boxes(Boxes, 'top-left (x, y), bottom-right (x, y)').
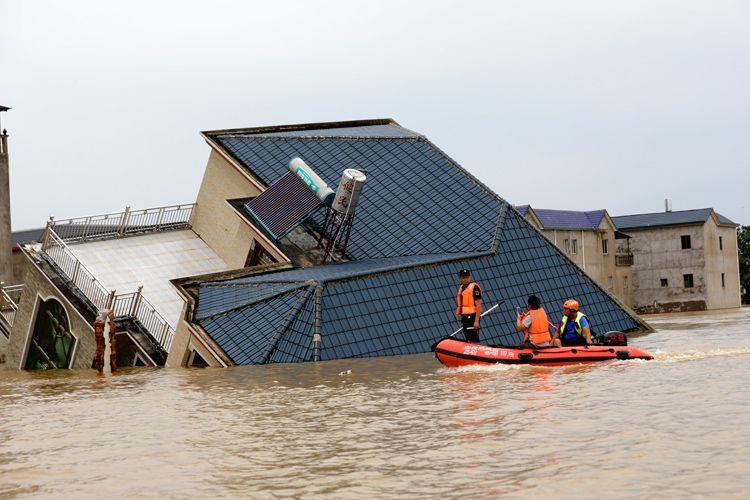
top-left (516, 206), bottom-right (633, 309)
top-left (612, 206), bottom-right (741, 313)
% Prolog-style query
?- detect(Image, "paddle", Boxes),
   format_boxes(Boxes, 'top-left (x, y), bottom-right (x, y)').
top-left (448, 301), bottom-right (504, 338)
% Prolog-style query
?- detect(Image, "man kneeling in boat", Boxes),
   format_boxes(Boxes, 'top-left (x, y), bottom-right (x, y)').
top-left (551, 299), bottom-right (593, 347)
top-left (515, 295), bottom-right (553, 348)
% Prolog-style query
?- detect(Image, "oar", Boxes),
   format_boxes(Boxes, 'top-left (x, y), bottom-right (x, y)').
top-left (447, 301), bottom-right (504, 338)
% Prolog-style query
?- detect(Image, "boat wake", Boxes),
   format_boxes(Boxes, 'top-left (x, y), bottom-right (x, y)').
top-left (650, 347), bottom-right (750, 363)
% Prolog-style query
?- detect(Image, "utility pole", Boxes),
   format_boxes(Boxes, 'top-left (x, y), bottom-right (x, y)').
top-left (0, 105), bottom-right (12, 284)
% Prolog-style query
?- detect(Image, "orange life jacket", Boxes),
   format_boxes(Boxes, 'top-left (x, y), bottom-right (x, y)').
top-left (456, 282), bottom-right (481, 315)
top-left (522, 307), bottom-right (552, 345)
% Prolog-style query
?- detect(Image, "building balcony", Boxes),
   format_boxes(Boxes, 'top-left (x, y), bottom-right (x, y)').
top-left (616, 253), bottom-right (634, 266)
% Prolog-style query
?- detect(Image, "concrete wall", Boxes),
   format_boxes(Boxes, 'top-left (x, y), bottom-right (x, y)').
top-left (4, 252), bottom-right (96, 370)
top-left (628, 224), bottom-right (708, 312)
top-left (191, 149), bottom-right (287, 268)
top-left (703, 221), bottom-right (741, 309)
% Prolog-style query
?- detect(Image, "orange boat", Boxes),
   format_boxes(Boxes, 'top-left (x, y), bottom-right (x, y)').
top-left (433, 333), bottom-right (653, 367)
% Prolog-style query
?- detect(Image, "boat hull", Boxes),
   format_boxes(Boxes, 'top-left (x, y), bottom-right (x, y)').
top-left (433, 337), bottom-right (653, 367)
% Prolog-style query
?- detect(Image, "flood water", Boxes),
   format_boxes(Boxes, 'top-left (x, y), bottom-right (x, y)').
top-left (1, 308), bottom-right (749, 499)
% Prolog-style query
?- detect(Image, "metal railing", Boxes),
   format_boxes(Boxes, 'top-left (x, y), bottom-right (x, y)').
top-left (0, 283), bottom-right (22, 333)
top-left (616, 253), bottom-right (634, 266)
top-left (49, 204), bottom-right (195, 243)
top-left (41, 227), bottom-right (175, 352)
top-left (112, 288), bottom-right (175, 351)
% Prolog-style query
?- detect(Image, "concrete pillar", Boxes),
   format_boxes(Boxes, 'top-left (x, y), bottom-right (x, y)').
top-left (0, 130), bottom-right (11, 284)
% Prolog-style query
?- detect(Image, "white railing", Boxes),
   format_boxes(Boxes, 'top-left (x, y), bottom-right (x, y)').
top-left (49, 204), bottom-right (195, 243)
top-left (0, 283), bottom-right (22, 333)
top-left (40, 228), bottom-right (175, 352)
top-left (112, 289), bottom-right (175, 351)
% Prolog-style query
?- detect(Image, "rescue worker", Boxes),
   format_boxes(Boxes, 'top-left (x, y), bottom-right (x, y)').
top-left (551, 299), bottom-right (593, 347)
top-left (455, 269), bottom-right (482, 343)
top-left (515, 295), bottom-right (553, 348)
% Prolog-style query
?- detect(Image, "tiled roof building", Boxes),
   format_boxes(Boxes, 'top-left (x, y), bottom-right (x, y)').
top-left (611, 207), bottom-right (740, 312)
top-left (169, 119), bottom-right (650, 366)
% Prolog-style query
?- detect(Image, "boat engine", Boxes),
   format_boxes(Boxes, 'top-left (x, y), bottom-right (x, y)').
top-left (599, 331), bottom-right (628, 346)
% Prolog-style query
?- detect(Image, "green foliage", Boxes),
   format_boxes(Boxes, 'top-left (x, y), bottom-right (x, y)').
top-left (739, 226), bottom-right (750, 304)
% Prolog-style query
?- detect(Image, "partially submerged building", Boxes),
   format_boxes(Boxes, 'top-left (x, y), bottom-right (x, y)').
top-left (2, 119), bottom-right (650, 370)
top-left (611, 206), bottom-right (741, 313)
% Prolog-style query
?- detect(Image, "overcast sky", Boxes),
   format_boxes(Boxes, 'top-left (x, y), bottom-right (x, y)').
top-left (2, 0), bottom-right (748, 230)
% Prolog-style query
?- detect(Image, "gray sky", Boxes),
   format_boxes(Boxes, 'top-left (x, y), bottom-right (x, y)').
top-left (2, 0), bottom-right (748, 230)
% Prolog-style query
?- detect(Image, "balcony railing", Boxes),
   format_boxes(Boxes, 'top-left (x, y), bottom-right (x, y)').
top-left (0, 283), bottom-right (23, 334)
top-left (40, 224), bottom-right (176, 352)
top-left (49, 204), bottom-right (195, 243)
top-left (616, 253), bottom-right (634, 266)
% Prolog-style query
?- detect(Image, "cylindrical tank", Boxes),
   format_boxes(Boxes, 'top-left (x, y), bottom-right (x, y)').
top-left (332, 169), bottom-right (366, 214)
top-left (288, 157), bottom-right (335, 205)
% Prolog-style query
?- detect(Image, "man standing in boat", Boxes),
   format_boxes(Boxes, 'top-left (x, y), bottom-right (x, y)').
top-left (515, 295), bottom-right (553, 348)
top-left (456, 269), bottom-right (483, 343)
top-left (551, 300), bottom-right (593, 347)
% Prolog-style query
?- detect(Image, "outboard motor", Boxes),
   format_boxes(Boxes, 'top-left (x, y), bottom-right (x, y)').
top-left (600, 331), bottom-right (628, 346)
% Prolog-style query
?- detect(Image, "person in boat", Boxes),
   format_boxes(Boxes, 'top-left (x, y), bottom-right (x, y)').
top-left (455, 269), bottom-right (483, 343)
top-left (551, 299), bottom-right (593, 347)
top-left (515, 295), bottom-right (553, 348)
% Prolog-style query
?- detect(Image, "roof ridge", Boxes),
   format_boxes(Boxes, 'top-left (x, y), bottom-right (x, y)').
top-left (203, 118), bottom-right (399, 137)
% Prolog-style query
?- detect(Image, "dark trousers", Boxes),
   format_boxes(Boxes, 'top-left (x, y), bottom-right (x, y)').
top-left (461, 314), bottom-right (479, 343)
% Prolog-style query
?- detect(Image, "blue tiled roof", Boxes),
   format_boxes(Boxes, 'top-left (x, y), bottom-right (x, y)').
top-left (212, 124), bottom-right (501, 259)
top-left (612, 208), bottom-right (737, 230)
top-left (514, 205), bottom-right (529, 217)
top-left (195, 188), bottom-right (646, 365)
top-left (530, 208), bottom-right (607, 230)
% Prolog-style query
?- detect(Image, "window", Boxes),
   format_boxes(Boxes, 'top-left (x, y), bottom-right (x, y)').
top-left (623, 276), bottom-right (628, 289)
top-left (245, 239), bottom-right (276, 267)
top-left (719, 236), bottom-right (723, 250)
top-left (607, 276), bottom-right (613, 289)
top-left (563, 239), bottom-right (570, 253)
top-left (602, 238), bottom-right (609, 255)
top-left (722, 273), bottom-right (725, 287)
top-left (683, 274), bottom-right (694, 289)
top-left (681, 235), bottom-right (691, 249)
top-left (572, 239), bottom-right (578, 255)
top-left (661, 278), bottom-right (668, 287)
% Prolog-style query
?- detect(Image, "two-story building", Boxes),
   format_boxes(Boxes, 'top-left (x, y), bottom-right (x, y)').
top-left (611, 207), bottom-right (741, 313)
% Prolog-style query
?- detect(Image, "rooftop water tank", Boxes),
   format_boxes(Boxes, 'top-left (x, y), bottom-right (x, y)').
top-left (332, 169), bottom-right (367, 214)
top-left (288, 157), bottom-right (335, 205)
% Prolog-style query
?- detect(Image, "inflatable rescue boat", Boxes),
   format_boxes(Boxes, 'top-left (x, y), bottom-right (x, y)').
top-left (432, 332), bottom-right (653, 367)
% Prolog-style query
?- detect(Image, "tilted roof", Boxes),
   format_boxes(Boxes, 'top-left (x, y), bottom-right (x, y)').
top-left (208, 119), bottom-right (500, 259)
top-left (195, 119), bottom-right (648, 365)
top-left (612, 208), bottom-right (737, 230)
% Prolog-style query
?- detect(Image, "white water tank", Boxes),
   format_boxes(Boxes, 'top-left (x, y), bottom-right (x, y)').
top-left (288, 157), bottom-right (335, 204)
top-left (332, 169), bottom-right (367, 214)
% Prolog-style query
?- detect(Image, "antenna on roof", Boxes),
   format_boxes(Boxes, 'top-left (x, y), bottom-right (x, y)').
top-left (0, 106), bottom-right (9, 133)
top-left (318, 168), bottom-right (367, 263)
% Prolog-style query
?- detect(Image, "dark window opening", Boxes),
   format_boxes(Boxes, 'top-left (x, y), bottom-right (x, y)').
top-left (25, 298), bottom-right (76, 370)
top-left (681, 235), bottom-right (691, 249)
top-left (660, 278), bottom-right (668, 287)
top-left (683, 274), bottom-right (694, 289)
top-left (189, 350), bottom-right (209, 368)
top-left (245, 239), bottom-right (277, 267)
top-left (719, 236), bottom-right (723, 250)
top-left (722, 273), bottom-right (725, 288)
